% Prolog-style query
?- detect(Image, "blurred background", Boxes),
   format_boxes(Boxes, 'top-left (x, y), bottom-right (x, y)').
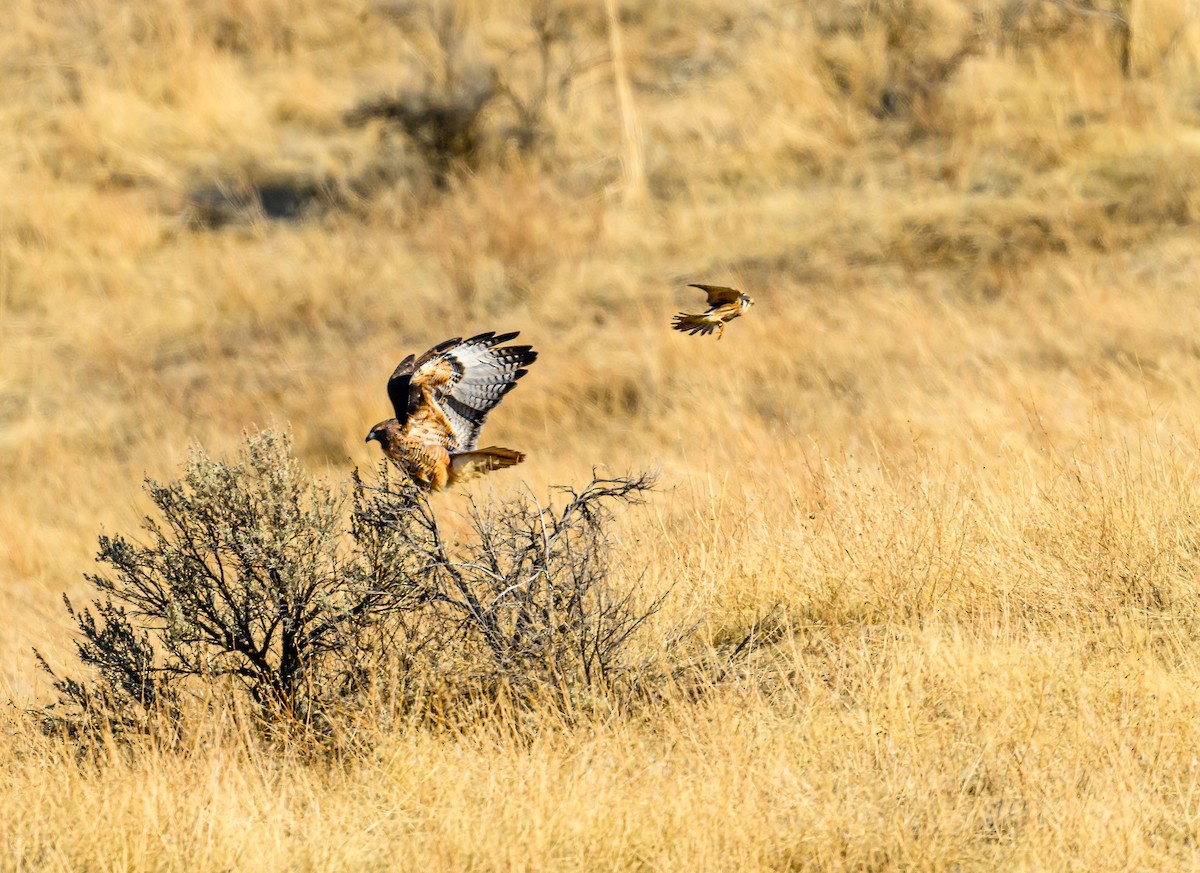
top-left (3, 0), bottom-right (1200, 696)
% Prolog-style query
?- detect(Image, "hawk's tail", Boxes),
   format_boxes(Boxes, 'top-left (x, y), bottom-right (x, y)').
top-left (671, 312), bottom-right (719, 336)
top-left (448, 446), bottom-right (525, 485)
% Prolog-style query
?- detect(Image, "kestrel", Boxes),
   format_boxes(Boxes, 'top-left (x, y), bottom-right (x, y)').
top-left (365, 331), bottom-right (537, 490)
top-left (671, 284), bottom-right (754, 340)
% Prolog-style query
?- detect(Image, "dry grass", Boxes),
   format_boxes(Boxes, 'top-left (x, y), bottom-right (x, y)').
top-left (5, 0), bottom-right (1200, 867)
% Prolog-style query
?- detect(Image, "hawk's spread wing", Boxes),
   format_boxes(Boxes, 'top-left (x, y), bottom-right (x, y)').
top-left (689, 284), bottom-right (742, 307)
top-left (401, 331), bottom-right (537, 451)
top-left (386, 337), bottom-right (462, 422)
top-left (386, 354), bottom-right (418, 421)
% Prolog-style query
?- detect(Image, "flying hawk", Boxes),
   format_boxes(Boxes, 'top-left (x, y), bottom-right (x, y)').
top-left (365, 331), bottom-right (537, 490)
top-left (671, 284), bottom-right (754, 340)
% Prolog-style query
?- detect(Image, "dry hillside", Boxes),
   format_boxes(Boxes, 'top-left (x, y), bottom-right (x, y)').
top-left (4, 0), bottom-right (1200, 868)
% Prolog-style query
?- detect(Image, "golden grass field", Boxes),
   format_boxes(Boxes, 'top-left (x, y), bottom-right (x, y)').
top-left (5, 0), bottom-right (1200, 868)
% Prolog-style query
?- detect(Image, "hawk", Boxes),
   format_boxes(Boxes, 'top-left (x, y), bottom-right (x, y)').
top-left (365, 331), bottom-right (538, 490)
top-left (671, 284), bottom-right (754, 340)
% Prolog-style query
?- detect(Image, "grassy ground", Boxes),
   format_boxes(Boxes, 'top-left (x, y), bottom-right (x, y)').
top-left (5, 0), bottom-right (1200, 868)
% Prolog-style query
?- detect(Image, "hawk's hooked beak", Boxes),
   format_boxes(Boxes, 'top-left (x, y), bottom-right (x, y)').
top-left (365, 431), bottom-right (378, 444)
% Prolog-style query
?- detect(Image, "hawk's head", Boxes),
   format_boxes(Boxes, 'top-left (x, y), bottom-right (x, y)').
top-left (365, 420), bottom-right (397, 448)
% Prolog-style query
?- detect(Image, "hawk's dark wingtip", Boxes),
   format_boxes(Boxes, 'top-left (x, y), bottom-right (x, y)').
top-left (501, 345), bottom-right (537, 373)
top-left (462, 330), bottom-right (522, 347)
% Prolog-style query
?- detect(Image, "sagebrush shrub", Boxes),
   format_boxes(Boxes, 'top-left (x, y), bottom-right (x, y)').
top-left (352, 464), bottom-right (663, 717)
top-left (36, 431), bottom-right (660, 739)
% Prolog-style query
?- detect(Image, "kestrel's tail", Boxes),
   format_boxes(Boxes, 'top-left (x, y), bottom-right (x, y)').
top-left (447, 446), bottom-right (525, 485)
top-left (671, 312), bottom-right (719, 336)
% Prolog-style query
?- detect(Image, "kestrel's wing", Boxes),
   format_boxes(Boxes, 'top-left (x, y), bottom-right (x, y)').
top-left (407, 331), bottom-right (538, 451)
top-left (689, 284), bottom-right (742, 306)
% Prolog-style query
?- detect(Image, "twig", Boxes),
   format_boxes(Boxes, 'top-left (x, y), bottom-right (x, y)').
top-left (604, 0), bottom-right (646, 203)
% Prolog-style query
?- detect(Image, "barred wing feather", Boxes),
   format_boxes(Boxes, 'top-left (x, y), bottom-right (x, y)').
top-left (409, 331), bottom-right (537, 451)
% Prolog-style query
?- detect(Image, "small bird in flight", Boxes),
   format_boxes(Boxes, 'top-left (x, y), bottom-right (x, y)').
top-left (366, 331), bottom-right (537, 490)
top-left (671, 284), bottom-right (754, 340)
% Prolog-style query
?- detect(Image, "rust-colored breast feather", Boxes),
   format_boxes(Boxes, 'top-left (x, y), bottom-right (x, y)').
top-left (406, 398), bottom-right (456, 450)
top-left (388, 436), bottom-right (450, 490)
